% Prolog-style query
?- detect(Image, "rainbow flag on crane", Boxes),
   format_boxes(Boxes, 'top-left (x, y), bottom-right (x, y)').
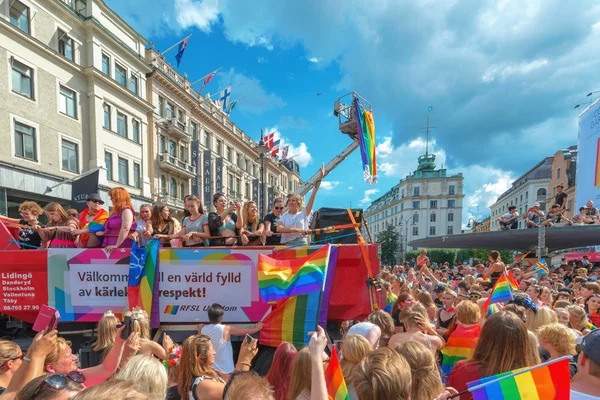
top-left (353, 98), bottom-right (377, 185)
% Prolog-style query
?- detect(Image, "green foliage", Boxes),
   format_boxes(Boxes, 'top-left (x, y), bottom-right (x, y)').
top-left (404, 248), bottom-right (514, 266)
top-left (377, 223), bottom-right (400, 266)
top-left (427, 249), bottom-right (457, 266)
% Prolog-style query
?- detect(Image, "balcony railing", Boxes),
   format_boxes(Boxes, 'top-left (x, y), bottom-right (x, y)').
top-left (158, 153), bottom-right (196, 177)
top-left (165, 118), bottom-right (191, 140)
top-left (157, 194), bottom-right (185, 210)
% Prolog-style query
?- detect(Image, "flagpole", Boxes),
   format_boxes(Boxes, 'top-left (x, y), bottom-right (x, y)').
top-left (153, 34), bottom-right (192, 60)
top-left (190, 67), bottom-right (222, 86)
top-left (448, 356), bottom-right (571, 399)
top-left (208, 86), bottom-right (231, 98)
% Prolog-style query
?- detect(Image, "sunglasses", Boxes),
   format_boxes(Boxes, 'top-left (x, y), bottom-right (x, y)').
top-left (470, 294), bottom-right (481, 299)
top-left (32, 371), bottom-right (85, 397)
top-left (274, 207), bottom-right (284, 210)
top-left (0, 354), bottom-right (23, 367)
top-left (69, 214), bottom-right (78, 217)
top-left (88, 200), bottom-right (103, 204)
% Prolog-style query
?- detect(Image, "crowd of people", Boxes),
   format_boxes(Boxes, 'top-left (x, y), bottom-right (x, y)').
top-left (0, 248), bottom-right (598, 399)
top-left (0, 165), bottom-right (325, 252)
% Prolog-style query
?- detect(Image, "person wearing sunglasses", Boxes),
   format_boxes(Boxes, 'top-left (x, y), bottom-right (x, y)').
top-left (0, 341), bottom-right (24, 394)
top-left (263, 198), bottom-right (285, 246)
top-left (16, 371), bottom-right (85, 399)
top-left (70, 193), bottom-right (108, 249)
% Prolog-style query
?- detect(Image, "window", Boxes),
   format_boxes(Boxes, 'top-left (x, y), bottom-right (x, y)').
top-left (132, 120), bottom-right (140, 143)
top-left (118, 157), bottom-right (128, 185)
top-left (401, 203), bottom-right (404, 211)
top-left (430, 200), bottom-right (437, 209)
top-left (166, 103), bottom-right (174, 119)
top-left (179, 145), bottom-right (185, 161)
top-left (412, 201), bottom-right (420, 209)
top-left (190, 121), bottom-right (198, 140)
top-left (216, 139), bottom-right (222, 155)
top-left (526, 191), bottom-right (529, 199)
top-left (448, 213), bottom-right (454, 222)
top-left (228, 174), bottom-right (234, 192)
top-left (557, 168), bottom-right (561, 179)
top-left (11, 59), bottom-right (33, 99)
top-left (203, 131), bottom-right (209, 146)
top-left (14, 121), bottom-right (36, 160)
top-left (177, 109), bottom-right (183, 123)
top-left (430, 226), bottom-right (436, 236)
top-left (413, 187), bottom-right (420, 196)
top-left (115, 63), bottom-right (126, 86)
top-left (160, 175), bottom-right (166, 194)
top-left (102, 53), bottom-right (110, 75)
top-left (180, 183), bottom-right (185, 200)
top-left (401, 189), bottom-right (405, 198)
top-left (103, 104), bottom-right (111, 129)
top-left (430, 213), bottom-right (436, 222)
top-left (413, 213), bottom-right (419, 223)
top-left (129, 74), bottom-right (138, 94)
top-left (130, 162), bottom-right (141, 189)
top-left (10, 1), bottom-right (30, 34)
top-left (226, 146), bottom-right (231, 161)
top-left (59, 86), bottom-right (77, 118)
top-left (169, 178), bottom-right (177, 197)
top-left (61, 139), bottom-right (78, 172)
top-left (412, 227), bottom-right (419, 236)
top-left (117, 113), bottom-right (127, 137)
top-left (105, 152), bottom-right (113, 180)
top-left (448, 199), bottom-right (456, 208)
top-left (447, 226), bottom-right (454, 235)
top-left (236, 178), bottom-right (241, 195)
top-left (58, 30), bottom-right (74, 61)
top-left (168, 140), bottom-right (176, 157)
top-left (158, 96), bottom-right (164, 117)
top-left (448, 185), bottom-right (455, 195)
top-left (159, 136), bottom-right (165, 153)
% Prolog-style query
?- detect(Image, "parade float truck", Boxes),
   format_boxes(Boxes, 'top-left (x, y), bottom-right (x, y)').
top-left (0, 93), bottom-right (383, 365)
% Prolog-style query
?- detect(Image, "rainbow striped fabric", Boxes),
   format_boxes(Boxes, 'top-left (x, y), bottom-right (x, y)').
top-left (325, 346), bottom-right (350, 400)
top-left (441, 324), bottom-right (481, 378)
top-left (532, 259), bottom-right (549, 275)
top-left (128, 238), bottom-right (160, 313)
top-left (79, 208), bottom-right (108, 247)
top-left (506, 271), bottom-right (519, 291)
top-left (483, 273), bottom-right (513, 311)
top-left (257, 244), bottom-right (330, 302)
top-left (487, 302), bottom-right (503, 317)
top-left (467, 357), bottom-right (570, 399)
top-left (354, 97), bottom-right (377, 185)
top-left (385, 292), bottom-right (397, 313)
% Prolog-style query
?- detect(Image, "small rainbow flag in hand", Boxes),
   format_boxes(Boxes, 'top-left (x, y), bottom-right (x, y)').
top-left (532, 259), bottom-right (549, 275)
top-left (506, 271), bottom-right (520, 291)
top-left (325, 346), bottom-right (350, 400)
top-left (466, 356), bottom-right (570, 399)
top-left (257, 244), bottom-right (330, 302)
top-left (441, 324), bottom-right (481, 378)
top-left (483, 273), bottom-right (513, 311)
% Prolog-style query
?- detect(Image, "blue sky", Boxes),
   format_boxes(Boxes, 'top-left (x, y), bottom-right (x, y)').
top-left (107, 0), bottom-right (600, 225)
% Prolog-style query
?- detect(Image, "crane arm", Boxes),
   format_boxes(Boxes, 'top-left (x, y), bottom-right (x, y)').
top-left (293, 139), bottom-right (360, 197)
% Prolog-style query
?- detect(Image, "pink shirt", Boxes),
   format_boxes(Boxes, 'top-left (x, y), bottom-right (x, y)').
top-left (102, 207), bottom-right (135, 247)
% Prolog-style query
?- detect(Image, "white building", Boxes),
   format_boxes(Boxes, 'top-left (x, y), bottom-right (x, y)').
top-left (364, 153), bottom-right (464, 259)
top-left (489, 157), bottom-right (553, 230)
top-left (0, 0), bottom-right (153, 214)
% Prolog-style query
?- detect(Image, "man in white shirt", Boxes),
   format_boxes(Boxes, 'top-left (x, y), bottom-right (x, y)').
top-left (497, 206), bottom-right (519, 230)
top-left (571, 330), bottom-right (600, 399)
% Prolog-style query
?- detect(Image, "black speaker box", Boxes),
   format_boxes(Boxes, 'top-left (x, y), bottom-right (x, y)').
top-left (311, 208), bottom-right (363, 244)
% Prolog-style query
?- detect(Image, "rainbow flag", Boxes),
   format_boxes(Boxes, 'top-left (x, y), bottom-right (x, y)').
top-left (532, 259), bottom-right (549, 275)
top-left (506, 271), bottom-right (519, 291)
top-left (79, 208), bottom-right (109, 247)
top-left (325, 346), bottom-right (350, 400)
top-left (441, 324), bottom-right (481, 378)
top-left (466, 356), bottom-right (570, 399)
top-left (128, 238), bottom-right (160, 313)
top-left (354, 97), bottom-right (377, 185)
top-left (257, 244), bottom-right (330, 302)
top-left (513, 252), bottom-right (530, 264)
top-left (483, 273), bottom-right (513, 311)
top-left (487, 302), bottom-right (503, 317)
top-left (385, 292), bottom-right (397, 313)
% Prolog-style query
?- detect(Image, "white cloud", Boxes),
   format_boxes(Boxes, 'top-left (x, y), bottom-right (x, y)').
top-left (359, 189), bottom-right (380, 205)
top-left (174, 0), bottom-right (220, 32)
top-left (308, 57), bottom-right (320, 63)
top-left (376, 136), bottom-right (447, 179)
top-left (217, 68), bottom-right (285, 114)
top-left (348, 186), bottom-right (354, 190)
top-left (320, 181), bottom-right (340, 191)
top-left (482, 59), bottom-right (549, 82)
top-left (257, 57), bottom-right (268, 64)
top-left (263, 126), bottom-right (313, 168)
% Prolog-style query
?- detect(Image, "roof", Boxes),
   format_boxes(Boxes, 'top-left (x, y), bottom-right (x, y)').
top-left (408, 225), bottom-right (600, 252)
top-left (495, 157), bottom-right (553, 203)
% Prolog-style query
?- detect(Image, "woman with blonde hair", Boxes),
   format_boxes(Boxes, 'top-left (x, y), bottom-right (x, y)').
top-left (40, 202), bottom-right (78, 248)
top-left (129, 312), bottom-right (167, 360)
top-left (0, 340), bottom-right (23, 394)
top-left (388, 304), bottom-right (444, 351)
top-left (115, 354), bottom-right (168, 400)
top-left (240, 201), bottom-right (265, 245)
top-left (537, 323), bottom-right (578, 378)
top-left (71, 379), bottom-right (149, 400)
top-left (340, 335), bottom-right (372, 400)
top-left (15, 373), bottom-right (85, 399)
top-left (90, 310), bottom-right (120, 366)
top-left (394, 341), bottom-right (445, 400)
top-left (566, 304), bottom-right (595, 335)
top-left (286, 347), bottom-right (313, 400)
top-left (352, 347), bottom-right (412, 400)
top-left (524, 306), bottom-right (557, 332)
top-left (0, 200), bottom-right (44, 249)
top-left (278, 164), bottom-right (324, 246)
top-left (417, 291), bottom-right (437, 323)
top-left (441, 300), bottom-right (481, 380)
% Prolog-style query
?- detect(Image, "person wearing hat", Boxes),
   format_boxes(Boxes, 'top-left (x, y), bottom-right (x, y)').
top-left (523, 202), bottom-right (545, 228)
top-left (572, 330), bottom-right (600, 398)
top-left (72, 193), bottom-right (108, 248)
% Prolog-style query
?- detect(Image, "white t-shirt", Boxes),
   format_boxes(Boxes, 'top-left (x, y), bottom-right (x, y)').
top-left (201, 324), bottom-right (234, 373)
top-left (570, 390), bottom-right (600, 399)
top-left (182, 214), bottom-right (208, 246)
top-left (280, 210), bottom-right (310, 244)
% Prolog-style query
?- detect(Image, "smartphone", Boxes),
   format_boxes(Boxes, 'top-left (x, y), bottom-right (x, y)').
top-left (33, 305), bottom-right (60, 332)
top-left (121, 316), bottom-right (132, 340)
top-left (245, 334), bottom-right (253, 345)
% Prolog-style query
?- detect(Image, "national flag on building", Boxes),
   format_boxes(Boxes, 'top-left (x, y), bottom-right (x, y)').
top-left (216, 86), bottom-right (231, 112)
top-left (282, 146), bottom-right (289, 161)
top-left (263, 132), bottom-right (275, 148)
top-left (271, 140), bottom-right (281, 157)
top-left (199, 68), bottom-right (219, 92)
top-left (227, 98), bottom-right (240, 114)
top-left (175, 37), bottom-right (189, 67)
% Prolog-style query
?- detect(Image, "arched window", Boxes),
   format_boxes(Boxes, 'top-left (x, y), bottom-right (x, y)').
top-left (536, 188), bottom-right (546, 200)
top-left (170, 178), bottom-right (177, 198)
top-left (160, 175), bottom-right (166, 195)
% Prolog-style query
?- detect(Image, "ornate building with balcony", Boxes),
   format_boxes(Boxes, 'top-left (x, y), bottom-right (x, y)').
top-left (145, 48), bottom-right (302, 217)
top-left (489, 157), bottom-right (553, 230)
top-left (545, 146), bottom-right (577, 219)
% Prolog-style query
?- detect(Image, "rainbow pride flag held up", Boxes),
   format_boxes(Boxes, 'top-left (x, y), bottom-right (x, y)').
top-left (441, 324), bottom-right (481, 378)
top-left (487, 302), bottom-right (503, 317)
top-left (513, 252), bottom-right (530, 265)
top-left (353, 97), bottom-right (377, 185)
top-left (466, 356), bottom-right (570, 399)
top-left (532, 259), bottom-right (549, 275)
top-left (128, 238), bottom-right (160, 313)
top-left (483, 273), bottom-right (513, 311)
top-left (79, 208), bottom-right (109, 248)
top-left (325, 346), bottom-right (350, 400)
top-left (506, 271), bottom-right (520, 291)
top-left (257, 244), bottom-right (330, 302)
top-left (385, 292), bottom-right (397, 313)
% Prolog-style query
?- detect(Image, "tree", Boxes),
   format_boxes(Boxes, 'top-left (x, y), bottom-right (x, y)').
top-left (377, 223), bottom-right (400, 266)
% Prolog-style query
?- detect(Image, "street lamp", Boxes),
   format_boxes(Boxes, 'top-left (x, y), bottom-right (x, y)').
top-left (466, 217), bottom-right (483, 232)
top-left (398, 215), bottom-right (416, 262)
top-left (256, 137), bottom-right (270, 216)
top-left (586, 91), bottom-right (600, 97)
top-left (574, 102), bottom-right (592, 109)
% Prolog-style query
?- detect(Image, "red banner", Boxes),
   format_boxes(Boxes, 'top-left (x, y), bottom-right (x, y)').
top-left (0, 250), bottom-right (48, 323)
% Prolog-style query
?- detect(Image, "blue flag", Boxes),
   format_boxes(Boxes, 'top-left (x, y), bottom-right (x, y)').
top-left (175, 37), bottom-right (189, 68)
top-left (428, 105), bottom-right (433, 112)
